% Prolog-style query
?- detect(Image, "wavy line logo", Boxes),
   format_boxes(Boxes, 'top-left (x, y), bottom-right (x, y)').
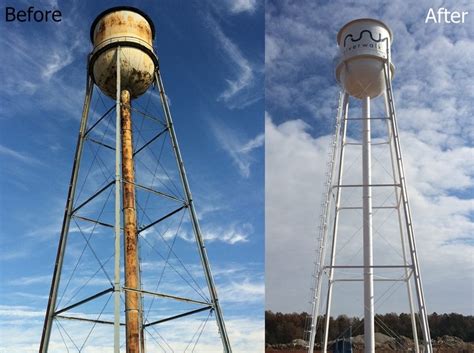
top-left (343, 29), bottom-right (389, 47)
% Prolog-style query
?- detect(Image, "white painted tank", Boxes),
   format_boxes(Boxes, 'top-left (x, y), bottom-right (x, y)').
top-left (89, 7), bottom-right (158, 99)
top-left (335, 18), bottom-right (394, 99)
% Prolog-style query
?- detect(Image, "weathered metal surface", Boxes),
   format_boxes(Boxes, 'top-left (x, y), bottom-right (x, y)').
top-left (90, 9), bottom-right (156, 99)
top-left (121, 90), bottom-right (141, 353)
top-left (92, 11), bottom-right (153, 45)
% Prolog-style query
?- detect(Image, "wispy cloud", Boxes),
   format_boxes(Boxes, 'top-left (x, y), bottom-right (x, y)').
top-left (203, 222), bottom-right (253, 244)
top-left (209, 120), bottom-right (263, 178)
top-left (206, 16), bottom-right (260, 109)
top-left (0, 144), bottom-right (44, 166)
top-left (0, 304), bottom-right (263, 353)
top-left (8, 275), bottom-right (52, 286)
top-left (0, 12), bottom-right (86, 120)
top-left (226, 0), bottom-right (259, 14)
top-left (219, 279), bottom-right (264, 303)
top-left (142, 221), bottom-right (252, 245)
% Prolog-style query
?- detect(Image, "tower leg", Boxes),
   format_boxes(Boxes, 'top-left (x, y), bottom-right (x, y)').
top-left (39, 75), bottom-right (94, 353)
top-left (121, 89), bottom-right (142, 353)
top-left (307, 93), bottom-right (347, 353)
top-left (155, 70), bottom-right (232, 353)
top-left (321, 93), bottom-right (349, 353)
top-left (383, 63), bottom-right (432, 353)
top-left (384, 91), bottom-right (419, 353)
top-left (362, 96), bottom-right (375, 353)
top-left (113, 46), bottom-right (122, 353)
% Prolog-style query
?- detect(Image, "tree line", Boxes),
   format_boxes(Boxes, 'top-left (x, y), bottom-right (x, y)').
top-left (265, 311), bottom-right (474, 345)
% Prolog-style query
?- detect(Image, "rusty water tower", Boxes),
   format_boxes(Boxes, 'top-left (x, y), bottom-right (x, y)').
top-left (40, 7), bottom-right (232, 353)
top-left (306, 19), bottom-right (432, 353)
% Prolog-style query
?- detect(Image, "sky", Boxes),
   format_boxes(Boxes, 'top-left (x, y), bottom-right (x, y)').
top-left (0, 0), bottom-right (264, 352)
top-left (265, 0), bottom-right (473, 318)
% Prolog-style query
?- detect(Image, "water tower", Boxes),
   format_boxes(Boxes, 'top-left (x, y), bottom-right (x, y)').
top-left (39, 7), bottom-right (231, 353)
top-left (306, 19), bottom-right (432, 353)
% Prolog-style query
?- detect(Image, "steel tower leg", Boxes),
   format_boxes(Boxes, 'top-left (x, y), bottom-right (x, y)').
top-left (383, 91), bottom-right (420, 353)
top-left (154, 70), bottom-right (232, 353)
top-left (383, 63), bottom-right (432, 353)
top-left (362, 96), bottom-right (375, 353)
top-left (321, 93), bottom-right (349, 353)
top-left (113, 46), bottom-right (122, 353)
top-left (39, 74), bottom-right (94, 353)
top-left (307, 93), bottom-right (348, 353)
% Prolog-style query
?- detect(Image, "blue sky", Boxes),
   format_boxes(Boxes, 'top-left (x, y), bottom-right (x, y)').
top-left (266, 0), bottom-right (473, 316)
top-left (0, 0), bottom-right (263, 351)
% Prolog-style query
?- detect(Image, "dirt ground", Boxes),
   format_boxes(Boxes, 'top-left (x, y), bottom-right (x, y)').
top-left (266, 350), bottom-right (307, 353)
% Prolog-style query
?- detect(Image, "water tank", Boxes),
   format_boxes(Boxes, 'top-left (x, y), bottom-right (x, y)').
top-left (89, 7), bottom-right (158, 99)
top-left (335, 18), bottom-right (394, 99)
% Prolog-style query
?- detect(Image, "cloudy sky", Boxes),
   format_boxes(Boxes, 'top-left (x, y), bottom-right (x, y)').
top-left (266, 0), bottom-right (473, 318)
top-left (0, 0), bottom-right (263, 352)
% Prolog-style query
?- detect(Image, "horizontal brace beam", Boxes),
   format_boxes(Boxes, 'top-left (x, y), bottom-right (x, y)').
top-left (72, 181), bottom-right (114, 214)
top-left (338, 206), bottom-right (398, 210)
top-left (331, 278), bottom-right (409, 282)
top-left (144, 305), bottom-right (213, 328)
top-left (56, 314), bottom-right (124, 326)
top-left (344, 141), bottom-right (390, 146)
top-left (84, 105), bottom-right (115, 137)
top-left (125, 180), bottom-right (184, 203)
top-left (73, 215), bottom-right (115, 228)
top-left (54, 287), bottom-right (114, 316)
top-left (324, 265), bottom-right (413, 269)
top-left (133, 127), bottom-right (169, 156)
top-left (332, 183), bottom-right (400, 188)
top-left (345, 117), bottom-right (389, 121)
top-left (138, 205), bottom-right (187, 234)
top-left (129, 106), bottom-right (165, 126)
top-left (86, 137), bottom-right (115, 151)
top-left (123, 287), bottom-right (210, 306)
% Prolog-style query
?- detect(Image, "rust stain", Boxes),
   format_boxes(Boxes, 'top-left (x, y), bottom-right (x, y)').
top-left (93, 11), bottom-right (153, 45)
top-left (121, 89), bottom-right (141, 353)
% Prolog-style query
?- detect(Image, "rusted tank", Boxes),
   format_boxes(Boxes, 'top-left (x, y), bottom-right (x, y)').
top-left (89, 7), bottom-right (158, 99)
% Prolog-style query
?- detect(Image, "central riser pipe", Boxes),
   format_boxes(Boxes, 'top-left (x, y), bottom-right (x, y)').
top-left (362, 96), bottom-right (375, 353)
top-left (121, 90), bottom-right (142, 353)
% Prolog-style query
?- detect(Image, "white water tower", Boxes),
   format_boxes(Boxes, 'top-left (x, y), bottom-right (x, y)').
top-left (306, 19), bottom-right (433, 353)
top-left (336, 18), bottom-right (394, 99)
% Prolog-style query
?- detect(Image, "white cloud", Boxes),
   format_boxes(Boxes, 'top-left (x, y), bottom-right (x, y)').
top-left (0, 306), bottom-right (263, 353)
top-left (209, 120), bottom-right (263, 178)
top-left (8, 275), bottom-right (52, 286)
top-left (227, 0), bottom-right (259, 14)
top-left (265, 114), bottom-right (329, 312)
top-left (265, 110), bottom-right (473, 314)
top-left (0, 144), bottom-right (44, 165)
top-left (140, 221), bottom-right (252, 245)
top-left (0, 12), bottom-right (86, 120)
top-left (207, 17), bottom-right (259, 109)
top-left (203, 222), bottom-right (253, 244)
top-left (219, 279), bottom-right (264, 304)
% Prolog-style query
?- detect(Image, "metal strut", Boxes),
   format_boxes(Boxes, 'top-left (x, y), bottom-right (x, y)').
top-left (307, 92), bottom-right (348, 353)
top-left (39, 72), bottom-right (94, 353)
top-left (113, 46), bottom-right (122, 353)
top-left (383, 62), bottom-right (433, 353)
top-left (154, 70), bottom-right (232, 353)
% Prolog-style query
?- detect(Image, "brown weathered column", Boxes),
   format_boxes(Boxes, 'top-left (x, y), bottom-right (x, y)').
top-left (121, 90), bottom-right (141, 353)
